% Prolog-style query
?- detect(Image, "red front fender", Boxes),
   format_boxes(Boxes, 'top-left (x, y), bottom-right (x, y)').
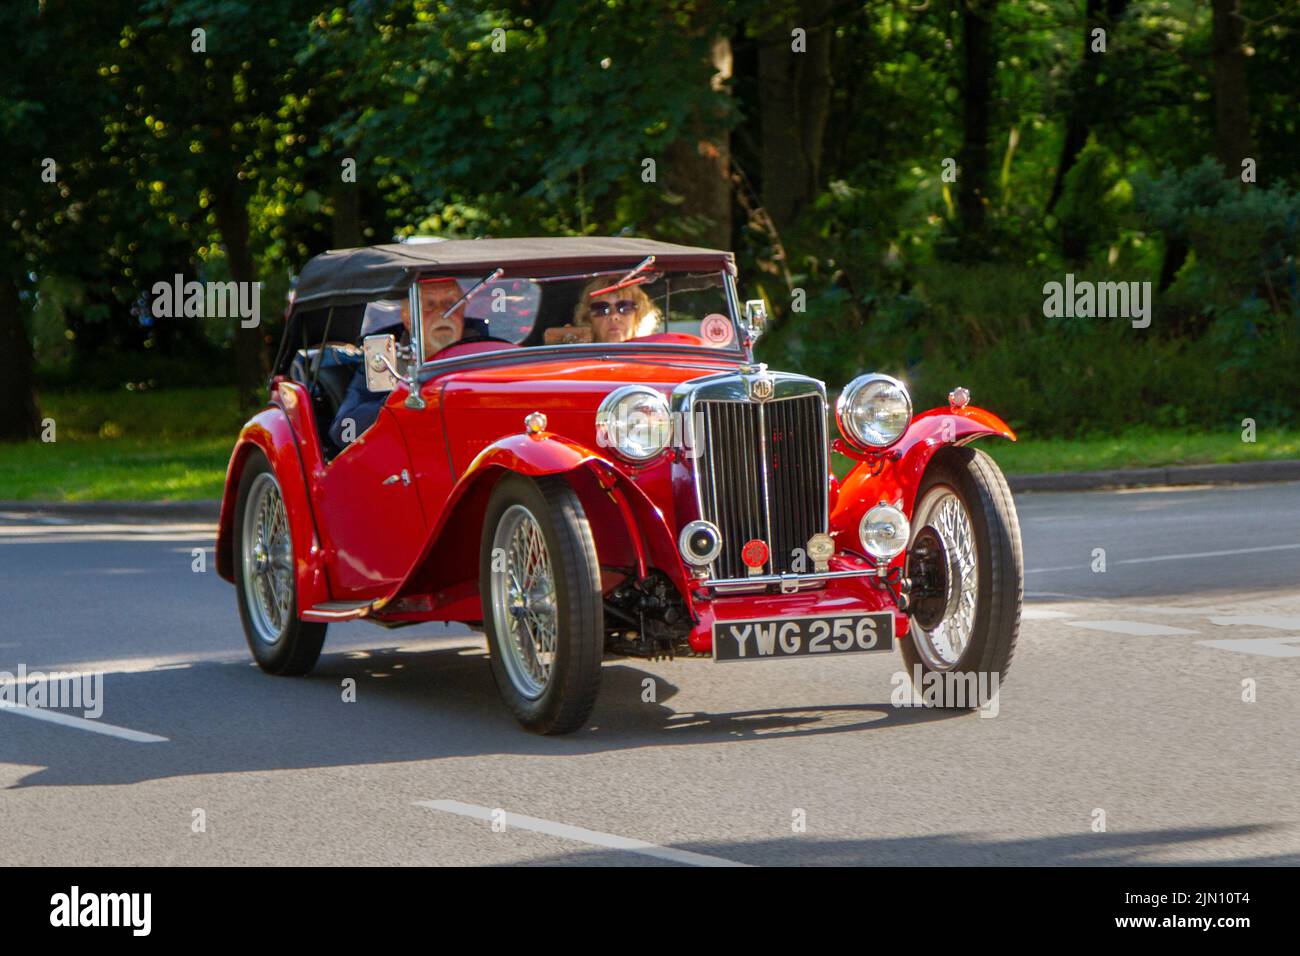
top-left (830, 405), bottom-right (1016, 556)
top-left (384, 432), bottom-right (686, 619)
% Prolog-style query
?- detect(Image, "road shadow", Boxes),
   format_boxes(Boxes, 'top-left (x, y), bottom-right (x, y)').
top-left (511, 827), bottom-right (1300, 866)
top-left (0, 641), bottom-right (966, 789)
top-left (5, 640), bottom-right (1297, 866)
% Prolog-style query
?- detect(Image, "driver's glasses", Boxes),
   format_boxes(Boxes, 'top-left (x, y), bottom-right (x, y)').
top-left (589, 299), bottom-right (638, 318)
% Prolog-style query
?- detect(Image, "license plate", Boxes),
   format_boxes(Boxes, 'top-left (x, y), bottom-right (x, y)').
top-left (712, 612), bottom-right (894, 662)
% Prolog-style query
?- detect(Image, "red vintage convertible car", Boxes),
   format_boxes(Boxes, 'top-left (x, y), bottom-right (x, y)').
top-left (216, 237), bottom-right (1022, 734)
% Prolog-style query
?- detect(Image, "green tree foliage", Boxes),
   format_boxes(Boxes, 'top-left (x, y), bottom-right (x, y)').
top-left (4, 0), bottom-right (1299, 440)
top-left (299, 1), bottom-right (729, 236)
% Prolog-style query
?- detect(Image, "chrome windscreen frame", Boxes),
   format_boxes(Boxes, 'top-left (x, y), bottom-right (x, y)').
top-left (407, 280), bottom-right (423, 374)
top-left (403, 267), bottom-right (748, 379)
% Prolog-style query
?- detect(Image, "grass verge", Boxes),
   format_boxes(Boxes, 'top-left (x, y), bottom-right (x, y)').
top-left (0, 387), bottom-right (240, 502)
top-left (834, 427), bottom-right (1297, 481)
top-left (1, 387), bottom-right (1296, 501)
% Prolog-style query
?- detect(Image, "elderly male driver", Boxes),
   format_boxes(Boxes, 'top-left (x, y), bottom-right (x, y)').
top-left (328, 279), bottom-right (463, 451)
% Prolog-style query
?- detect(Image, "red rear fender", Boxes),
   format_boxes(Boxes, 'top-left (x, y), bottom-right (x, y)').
top-left (215, 405), bottom-right (331, 609)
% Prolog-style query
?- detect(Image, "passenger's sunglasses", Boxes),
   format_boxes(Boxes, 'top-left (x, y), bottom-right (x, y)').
top-left (589, 299), bottom-right (638, 318)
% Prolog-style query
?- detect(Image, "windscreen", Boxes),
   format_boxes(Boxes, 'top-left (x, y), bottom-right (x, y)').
top-left (449, 270), bottom-right (740, 351)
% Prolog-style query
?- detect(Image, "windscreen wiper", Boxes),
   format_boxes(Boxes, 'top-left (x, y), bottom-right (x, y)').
top-left (588, 256), bottom-right (656, 297)
top-left (443, 267), bottom-right (505, 318)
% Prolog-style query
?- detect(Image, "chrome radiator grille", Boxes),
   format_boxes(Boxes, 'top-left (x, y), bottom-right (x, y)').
top-left (695, 393), bottom-right (828, 578)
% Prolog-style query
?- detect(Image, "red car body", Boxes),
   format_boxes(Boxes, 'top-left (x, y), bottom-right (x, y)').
top-left (215, 360), bottom-right (1014, 650)
top-left (215, 237), bottom-right (1022, 733)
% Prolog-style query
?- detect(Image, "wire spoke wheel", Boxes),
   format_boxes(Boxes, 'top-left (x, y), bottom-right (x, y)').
top-left (491, 504), bottom-right (559, 700)
top-left (242, 472), bottom-right (293, 645)
top-left (909, 487), bottom-right (979, 668)
top-left (234, 454), bottom-right (327, 676)
top-left (480, 475), bottom-right (603, 734)
top-left (900, 448), bottom-right (1023, 705)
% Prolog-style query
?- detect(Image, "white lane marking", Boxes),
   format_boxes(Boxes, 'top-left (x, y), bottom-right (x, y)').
top-left (1209, 615), bottom-right (1300, 630)
top-left (1022, 608), bottom-right (1073, 620)
top-left (1027, 542), bottom-right (1300, 575)
top-left (0, 650), bottom-right (246, 679)
top-left (0, 522), bottom-right (214, 536)
top-left (416, 800), bottom-right (751, 868)
top-left (0, 512), bottom-right (75, 525)
top-left (69, 568), bottom-right (149, 576)
top-left (1195, 637), bottom-right (1300, 658)
top-left (0, 702), bottom-right (168, 742)
top-left (0, 635), bottom-right (478, 684)
top-left (1111, 484), bottom-right (1222, 495)
top-left (1118, 604), bottom-right (1215, 616)
top-left (1116, 543), bottom-right (1300, 565)
top-left (1063, 620), bottom-right (1198, 636)
top-left (0, 533), bottom-right (215, 545)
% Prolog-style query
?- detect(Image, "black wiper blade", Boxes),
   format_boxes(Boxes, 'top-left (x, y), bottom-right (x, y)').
top-left (588, 256), bottom-right (656, 297)
top-left (444, 267), bottom-right (505, 318)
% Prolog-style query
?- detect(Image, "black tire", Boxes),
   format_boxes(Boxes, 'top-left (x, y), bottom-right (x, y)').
top-left (480, 474), bottom-right (603, 734)
top-left (900, 446), bottom-right (1022, 707)
top-left (233, 452), bottom-right (328, 676)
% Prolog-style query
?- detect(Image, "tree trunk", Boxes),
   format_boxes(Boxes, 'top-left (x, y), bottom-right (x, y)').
top-left (957, 0), bottom-right (997, 244)
top-left (665, 35), bottom-right (734, 248)
top-left (1211, 0), bottom-right (1253, 176)
top-left (1046, 0), bottom-right (1129, 218)
top-left (1158, 237), bottom-right (1189, 293)
top-left (212, 182), bottom-right (267, 414)
top-left (0, 274), bottom-right (41, 442)
top-left (332, 175), bottom-right (362, 249)
top-left (757, 0), bottom-right (833, 231)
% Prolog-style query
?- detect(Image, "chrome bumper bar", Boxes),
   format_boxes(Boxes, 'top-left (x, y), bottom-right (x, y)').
top-left (700, 566), bottom-right (883, 594)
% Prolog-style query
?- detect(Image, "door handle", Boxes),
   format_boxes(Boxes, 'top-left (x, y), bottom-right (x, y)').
top-left (383, 469), bottom-right (411, 487)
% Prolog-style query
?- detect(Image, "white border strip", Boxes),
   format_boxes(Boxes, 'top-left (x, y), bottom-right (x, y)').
top-left (0, 702), bottom-right (168, 743)
top-left (416, 799), bottom-right (750, 867)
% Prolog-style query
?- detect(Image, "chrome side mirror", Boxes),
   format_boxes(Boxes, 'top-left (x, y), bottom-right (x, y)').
top-left (743, 299), bottom-right (768, 342)
top-left (364, 334), bottom-right (427, 409)
top-left (363, 334), bottom-right (399, 393)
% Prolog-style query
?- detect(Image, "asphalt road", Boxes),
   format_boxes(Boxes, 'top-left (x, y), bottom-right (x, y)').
top-left (1, 482), bottom-right (1297, 866)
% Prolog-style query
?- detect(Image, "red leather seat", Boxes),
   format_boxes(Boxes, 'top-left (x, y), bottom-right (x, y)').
top-left (431, 340), bottom-right (522, 360)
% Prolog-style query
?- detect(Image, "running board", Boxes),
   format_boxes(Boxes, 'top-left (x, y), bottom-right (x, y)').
top-left (302, 600), bottom-right (374, 622)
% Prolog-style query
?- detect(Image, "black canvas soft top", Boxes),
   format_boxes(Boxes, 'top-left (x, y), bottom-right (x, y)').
top-left (289, 237), bottom-right (735, 310)
top-left (273, 237), bottom-right (736, 376)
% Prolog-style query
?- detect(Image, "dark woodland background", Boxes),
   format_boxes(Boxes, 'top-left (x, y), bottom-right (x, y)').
top-left (3, 0), bottom-right (1299, 443)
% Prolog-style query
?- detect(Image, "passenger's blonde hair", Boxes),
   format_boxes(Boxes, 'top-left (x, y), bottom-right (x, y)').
top-left (572, 278), bottom-right (659, 338)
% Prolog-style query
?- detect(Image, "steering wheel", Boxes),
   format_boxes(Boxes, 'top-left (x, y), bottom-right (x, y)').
top-left (429, 335), bottom-right (520, 361)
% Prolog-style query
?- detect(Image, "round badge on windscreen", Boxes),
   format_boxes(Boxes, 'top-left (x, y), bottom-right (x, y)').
top-left (701, 313), bottom-right (734, 346)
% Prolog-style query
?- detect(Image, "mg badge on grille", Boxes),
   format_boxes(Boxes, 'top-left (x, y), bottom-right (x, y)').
top-left (750, 376), bottom-right (775, 401)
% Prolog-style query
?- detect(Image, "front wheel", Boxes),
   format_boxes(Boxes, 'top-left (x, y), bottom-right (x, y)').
top-left (480, 474), bottom-right (604, 735)
top-left (900, 446), bottom-right (1022, 707)
top-left (233, 453), bottom-right (327, 675)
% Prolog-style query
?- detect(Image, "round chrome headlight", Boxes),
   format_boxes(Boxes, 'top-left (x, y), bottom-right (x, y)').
top-left (596, 386), bottom-right (673, 462)
top-left (678, 520), bottom-right (722, 567)
top-left (859, 504), bottom-right (910, 561)
top-left (836, 374), bottom-right (912, 449)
